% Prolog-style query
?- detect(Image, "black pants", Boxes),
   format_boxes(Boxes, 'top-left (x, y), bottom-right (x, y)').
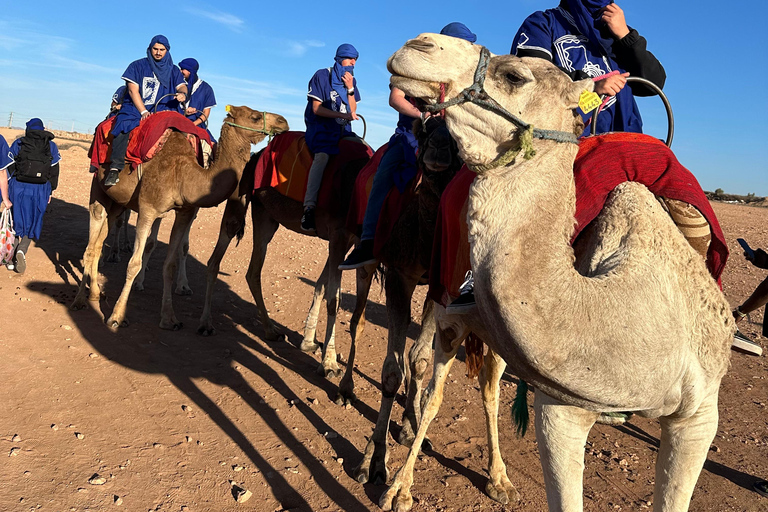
top-left (111, 131), bottom-right (130, 171)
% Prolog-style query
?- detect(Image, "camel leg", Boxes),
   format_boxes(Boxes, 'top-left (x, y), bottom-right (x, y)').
top-left (244, 201), bottom-right (282, 342)
top-left (119, 210), bottom-right (133, 253)
top-left (353, 271), bottom-right (419, 485)
top-left (106, 210), bottom-right (161, 329)
top-left (398, 298), bottom-right (435, 450)
top-left (480, 349), bottom-right (519, 504)
top-left (72, 200), bottom-right (114, 309)
top-left (317, 231), bottom-right (351, 379)
top-left (336, 264), bottom-right (375, 406)
top-left (653, 391), bottom-right (719, 512)
top-left (159, 208), bottom-right (197, 330)
top-left (174, 208), bottom-right (197, 296)
top-left (300, 258), bottom-right (328, 353)
top-left (198, 198), bottom-right (247, 336)
top-left (134, 218), bottom-right (162, 292)
top-left (379, 313), bottom-right (462, 512)
top-left (534, 391), bottom-right (599, 512)
top-left (105, 209), bottom-right (128, 263)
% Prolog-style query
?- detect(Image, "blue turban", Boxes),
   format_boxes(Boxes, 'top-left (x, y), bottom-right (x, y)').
top-left (26, 118), bottom-right (44, 131)
top-left (332, 44), bottom-right (359, 108)
top-left (563, 0), bottom-right (614, 56)
top-left (440, 22), bottom-right (477, 43)
top-left (146, 35), bottom-right (174, 88)
top-left (179, 58), bottom-right (200, 93)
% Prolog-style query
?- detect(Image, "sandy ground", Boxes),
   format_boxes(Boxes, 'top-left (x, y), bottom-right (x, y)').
top-left (0, 137), bottom-right (766, 512)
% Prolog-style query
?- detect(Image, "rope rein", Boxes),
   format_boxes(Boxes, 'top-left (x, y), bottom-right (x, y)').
top-left (423, 46), bottom-right (579, 168)
top-left (224, 112), bottom-right (277, 141)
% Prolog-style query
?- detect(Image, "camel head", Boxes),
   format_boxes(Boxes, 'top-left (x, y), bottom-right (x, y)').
top-left (388, 34), bottom-right (593, 171)
top-left (223, 105), bottom-right (289, 144)
top-left (413, 116), bottom-right (460, 174)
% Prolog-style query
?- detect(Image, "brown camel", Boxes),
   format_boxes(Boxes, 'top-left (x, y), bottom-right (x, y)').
top-left (197, 136), bottom-right (371, 381)
top-left (70, 106), bottom-right (289, 330)
top-left (384, 34), bottom-right (733, 512)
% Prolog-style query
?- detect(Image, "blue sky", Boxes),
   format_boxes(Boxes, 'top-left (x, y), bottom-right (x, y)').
top-left (1, 1), bottom-right (766, 195)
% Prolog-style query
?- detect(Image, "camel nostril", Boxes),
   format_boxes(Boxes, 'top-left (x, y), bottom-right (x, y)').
top-left (405, 38), bottom-right (436, 53)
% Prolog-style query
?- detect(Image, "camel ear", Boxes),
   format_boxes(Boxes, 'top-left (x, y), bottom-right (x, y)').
top-left (563, 78), bottom-right (594, 109)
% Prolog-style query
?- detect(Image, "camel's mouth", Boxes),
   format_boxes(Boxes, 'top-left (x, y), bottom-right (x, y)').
top-left (389, 75), bottom-right (440, 106)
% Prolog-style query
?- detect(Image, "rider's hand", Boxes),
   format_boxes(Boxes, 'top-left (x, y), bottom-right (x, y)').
top-left (342, 71), bottom-right (354, 90)
top-left (185, 107), bottom-right (197, 116)
top-left (175, 91), bottom-right (187, 103)
top-left (594, 72), bottom-right (630, 96)
top-left (350, 111), bottom-right (359, 121)
top-left (141, 110), bottom-right (151, 120)
top-left (602, 3), bottom-right (630, 39)
top-left (749, 248), bottom-right (768, 270)
top-left (2, 198), bottom-right (11, 209)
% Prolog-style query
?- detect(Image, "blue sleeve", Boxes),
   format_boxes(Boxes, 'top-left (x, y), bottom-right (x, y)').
top-left (0, 136), bottom-right (12, 171)
top-left (512, 11), bottom-right (553, 59)
top-left (9, 139), bottom-right (21, 158)
top-left (172, 67), bottom-right (186, 89)
top-left (113, 86), bottom-right (126, 104)
top-left (202, 83), bottom-right (216, 109)
top-left (121, 59), bottom-right (144, 85)
top-left (50, 142), bottom-right (61, 165)
top-left (307, 70), bottom-right (328, 103)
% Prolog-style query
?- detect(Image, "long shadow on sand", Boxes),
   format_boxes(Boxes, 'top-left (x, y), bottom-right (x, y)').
top-left (25, 197), bottom-right (437, 511)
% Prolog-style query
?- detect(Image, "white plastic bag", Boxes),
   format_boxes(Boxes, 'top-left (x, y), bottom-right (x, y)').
top-left (0, 208), bottom-right (15, 265)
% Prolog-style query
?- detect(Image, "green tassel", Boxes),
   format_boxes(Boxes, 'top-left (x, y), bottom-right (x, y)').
top-left (521, 125), bottom-right (536, 160)
top-left (512, 380), bottom-right (529, 437)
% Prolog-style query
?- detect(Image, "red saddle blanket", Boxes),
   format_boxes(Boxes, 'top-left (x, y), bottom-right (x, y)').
top-left (253, 131), bottom-right (373, 212)
top-left (88, 111), bottom-right (212, 171)
top-left (428, 132), bottom-right (728, 307)
top-left (346, 143), bottom-right (423, 257)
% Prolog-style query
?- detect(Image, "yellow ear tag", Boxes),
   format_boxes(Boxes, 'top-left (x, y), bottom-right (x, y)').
top-left (225, 105), bottom-right (232, 112)
top-left (578, 90), bottom-right (601, 114)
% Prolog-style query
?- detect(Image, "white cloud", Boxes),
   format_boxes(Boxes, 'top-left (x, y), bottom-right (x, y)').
top-left (184, 7), bottom-right (245, 32)
top-left (282, 40), bottom-right (326, 58)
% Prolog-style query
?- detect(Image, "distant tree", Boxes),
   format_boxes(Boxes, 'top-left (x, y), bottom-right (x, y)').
top-left (715, 188), bottom-right (724, 196)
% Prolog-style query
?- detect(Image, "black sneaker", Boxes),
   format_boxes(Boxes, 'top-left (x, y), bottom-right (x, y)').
top-left (15, 250), bottom-right (27, 274)
top-left (104, 169), bottom-right (120, 186)
top-left (446, 270), bottom-right (476, 314)
top-left (732, 330), bottom-right (763, 356)
top-left (339, 240), bottom-right (376, 270)
top-left (301, 207), bottom-right (316, 233)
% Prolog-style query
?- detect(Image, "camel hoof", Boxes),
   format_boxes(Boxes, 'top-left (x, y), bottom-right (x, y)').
top-left (370, 466), bottom-right (389, 487)
top-left (197, 325), bottom-right (216, 336)
top-left (420, 437), bottom-right (433, 453)
top-left (134, 282), bottom-right (145, 292)
top-left (300, 340), bottom-right (321, 353)
top-left (175, 286), bottom-right (193, 296)
top-left (160, 321), bottom-right (183, 331)
top-left (334, 391), bottom-right (356, 407)
top-left (379, 485), bottom-right (414, 512)
top-left (353, 463), bottom-right (370, 484)
top-left (265, 333), bottom-right (285, 344)
top-left (120, 244), bottom-right (133, 254)
top-left (317, 364), bottom-right (342, 379)
top-left (70, 299), bottom-right (88, 311)
top-left (106, 317), bottom-right (128, 330)
top-left (105, 253), bottom-right (121, 263)
top-left (485, 479), bottom-right (520, 505)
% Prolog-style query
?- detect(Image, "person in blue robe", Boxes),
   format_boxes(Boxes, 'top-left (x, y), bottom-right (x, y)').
top-left (105, 35), bottom-right (188, 186)
top-left (6, 118), bottom-right (61, 273)
top-left (178, 58), bottom-right (217, 144)
top-left (511, 0), bottom-right (666, 136)
top-left (301, 43), bottom-right (361, 233)
top-left (339, 23), bottom-right (477, 270)
top-left (110, 85), bottom-right (127, 113)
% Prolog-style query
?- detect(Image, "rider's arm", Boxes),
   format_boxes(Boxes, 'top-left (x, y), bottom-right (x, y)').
top-left (612, 29), bottom-right (666, 96)
top-left (126, 82), bottom-right (148, 115)
top-left (194, 107), bottom-right (212, 127)
top-left (389, 87), bottom-right (421, 118)
top-left (0, 169), bottom-right (10, 208)
top-left (311, 100), bottom-right (352, 120)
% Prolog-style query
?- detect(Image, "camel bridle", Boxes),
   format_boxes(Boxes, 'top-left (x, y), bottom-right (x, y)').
top-left (225, 112), bottom-right (278, 141)
top-left (423, 46), bottom-right (580, 147)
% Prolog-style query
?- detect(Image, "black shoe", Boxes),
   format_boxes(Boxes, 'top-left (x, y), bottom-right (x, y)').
top-left (446, 270), bottom-right (476, 314)
top-left (104, 169), bottom-right (120, 186)
top-left (339, 240), bottom-right (376, 270)
top-left (754, 479), bottom-right (768, 498)
top-left (301, 207), bottom-right (316, 233)
top-left (15, 250), bottom-right (27, 274)
top-left (732, 330), bottom-right (763, 356)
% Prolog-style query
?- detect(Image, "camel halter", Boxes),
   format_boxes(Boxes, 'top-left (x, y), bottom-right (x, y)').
top-left (424, 47), bottom-right (579, 171)
top-left (224, 111), bottom-right (277, 141)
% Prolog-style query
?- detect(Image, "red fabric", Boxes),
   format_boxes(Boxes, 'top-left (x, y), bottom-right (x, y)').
top-left (125, 111), bottom-right (212, 169)
top-left (88, 116), bottom-right (117, 169)
top-left (345, 143), bottom-right (389, 233)
top-left (429, 133), bottom-right (728, 307)
top-left (253, 131), bottom-right (374, 212)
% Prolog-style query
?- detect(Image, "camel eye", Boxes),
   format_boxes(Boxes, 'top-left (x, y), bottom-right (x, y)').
top-left (505, 73), bottom-right (525, 86)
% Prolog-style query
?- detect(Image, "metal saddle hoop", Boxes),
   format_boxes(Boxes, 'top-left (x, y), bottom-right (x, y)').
top-left (590, 76), bottom-right (674, 148)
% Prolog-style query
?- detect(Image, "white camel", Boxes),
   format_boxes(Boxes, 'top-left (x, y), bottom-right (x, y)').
top-left (382, 33), bottom-right (733, 512)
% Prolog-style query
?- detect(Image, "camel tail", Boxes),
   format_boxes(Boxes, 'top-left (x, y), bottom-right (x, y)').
top-left (464, 333), bottom-right (484, 380)
top-left (511, 380), bottom-right (529, 437)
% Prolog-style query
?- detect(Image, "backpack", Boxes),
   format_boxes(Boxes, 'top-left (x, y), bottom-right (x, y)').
top-left (12, 130), bottom-right (54, 184)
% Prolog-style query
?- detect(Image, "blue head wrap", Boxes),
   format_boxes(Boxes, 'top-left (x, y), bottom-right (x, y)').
top-left (563, 0), bottom-right (614, 56)
top-left (332, 44), bottom-right (359, 108)
top-left (179, 58), bottom-right (199, 95)
top-left (26, 118), bottom-right (44, 131)
top-left (146, 35), bottom-right (174, 89)
top-left (440, 22), bottom-right (477, 43)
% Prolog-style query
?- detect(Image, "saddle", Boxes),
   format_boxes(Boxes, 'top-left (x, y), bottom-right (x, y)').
top-left (428, 133), bottom-right (729, 307)
top-left (253, 131), bottom-right (373, 213)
